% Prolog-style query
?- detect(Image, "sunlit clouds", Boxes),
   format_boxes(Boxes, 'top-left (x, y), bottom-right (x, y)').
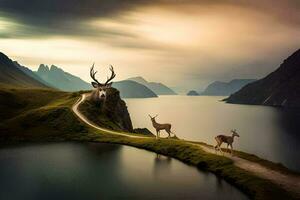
top-left (0, 1), bottom-right (299, 91)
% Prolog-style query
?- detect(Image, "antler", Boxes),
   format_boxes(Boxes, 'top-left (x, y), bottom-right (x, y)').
top-left (90, 64), bottom-right (101, 85)
top-left (104, 65), bottom-right (116, 85)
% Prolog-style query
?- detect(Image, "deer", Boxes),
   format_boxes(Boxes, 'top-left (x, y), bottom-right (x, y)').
top-left (149, 115), bottom-right (175, 139)
top-left (89, 64), bottom-right (116, 102)
top-left (214, 129), bottom-right (240, 155)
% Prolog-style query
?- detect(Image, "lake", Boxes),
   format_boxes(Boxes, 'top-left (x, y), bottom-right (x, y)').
top-left (0, 143), bottom-right (248, 200)
top-left (125, 95), bottom-right (300, 172)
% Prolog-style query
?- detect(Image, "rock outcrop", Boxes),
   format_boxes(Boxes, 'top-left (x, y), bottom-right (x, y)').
top-left (79, 87), bottom-right (133, 132)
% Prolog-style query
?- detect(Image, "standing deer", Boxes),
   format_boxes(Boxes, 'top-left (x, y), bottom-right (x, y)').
top-left (89, 64), bottom-right (116, 102)
top-left (214, 129), bottom-right (240, 155)
top-left (149, 115), bottom-right (174, 139)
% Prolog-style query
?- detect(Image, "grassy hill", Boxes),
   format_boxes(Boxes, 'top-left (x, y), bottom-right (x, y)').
top-left (0, 86), bottom-right (86, 142)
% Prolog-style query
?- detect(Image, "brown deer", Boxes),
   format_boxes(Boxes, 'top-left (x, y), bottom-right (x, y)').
top-left (149, 115), bottom-right (174, 139)
top-left (214, 129), bottom-right (240, 155)
top-left (89, 64), bottom-right (116, 102)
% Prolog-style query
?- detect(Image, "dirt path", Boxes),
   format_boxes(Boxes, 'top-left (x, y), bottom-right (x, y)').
top-left (73, 94), bottom-right (300, 197)
top-left (191, 143), bottom-right (300, 197)
top-left (72, 93), bottom-right (149, 139)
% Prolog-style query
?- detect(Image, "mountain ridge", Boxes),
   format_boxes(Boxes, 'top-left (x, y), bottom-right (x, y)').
top-left (35, 65), bottom-right (157, 98)
top-left (225, 49), bottom-right (300, 107)
top-left (200, 79), bottom-right (257, 96)
top-left (128, 76), bottom-right (177, 95)
top-left (0, 52), bottom-right (49, 88)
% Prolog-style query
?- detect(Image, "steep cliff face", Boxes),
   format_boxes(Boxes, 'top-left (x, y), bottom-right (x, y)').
top-left (79, 87), bottom-right (133, 132)
top-left (225, 49), bottom-right (300, 107)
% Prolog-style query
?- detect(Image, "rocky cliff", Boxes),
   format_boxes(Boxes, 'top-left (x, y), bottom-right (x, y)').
top-left (78, 87), bottom-right (133, 132)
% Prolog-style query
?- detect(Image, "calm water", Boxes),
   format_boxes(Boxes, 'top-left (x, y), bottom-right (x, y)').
top-left (0, 143), bottom-right (248, 200)
top-left (125, 96), bottom-right (300, 172)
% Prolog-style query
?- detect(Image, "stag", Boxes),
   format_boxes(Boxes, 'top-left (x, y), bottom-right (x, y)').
top-left (149, 115), bottom-right (174, 139)
top-left (89, 64), bottom-right (116, 102)
top-left (214, 129), bottom-right (240, 155)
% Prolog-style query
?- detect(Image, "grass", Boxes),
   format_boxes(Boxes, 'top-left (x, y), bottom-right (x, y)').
top-left (0, 86), bottom-right (299, 199)
top-left (190, 141), bottom-right (300, 176)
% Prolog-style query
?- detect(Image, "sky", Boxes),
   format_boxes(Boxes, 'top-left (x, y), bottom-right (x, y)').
top-left (0, 0), bottom-right (299, 92)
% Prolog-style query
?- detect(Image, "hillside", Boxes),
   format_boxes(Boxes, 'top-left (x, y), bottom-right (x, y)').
top-left (225, 49), bottom-right (300, 107)
top-left (0, 52), bottom-right (48, 88)
top-left (201, 79), bottom-right (256, 96)
top-left (128, 76), bottom-right (177, 95)
top-left (0, 86), bottom-right (134, 141)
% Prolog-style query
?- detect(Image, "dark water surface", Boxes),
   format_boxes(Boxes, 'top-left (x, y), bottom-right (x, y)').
top-left (125, 96), bottom-right (300, 171)
top-left (0, 143), bottom-right (248, 200)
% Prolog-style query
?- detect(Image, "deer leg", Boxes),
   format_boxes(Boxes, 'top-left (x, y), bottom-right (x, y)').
top-left (230, 144), bottom-right (233, 156)
top-left (167, 130), bottom-right (171, 138)
top-left (214, 137), bottom-right (220, 152)
top-left (156, 130), bottom-right (159, 139)
top-left (219, 142), bottom-right (224, 155)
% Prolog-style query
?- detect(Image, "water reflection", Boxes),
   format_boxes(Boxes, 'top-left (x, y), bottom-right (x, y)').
top-left (153, 154), bottom-right (172, 178)
top-left (0, 143), bottom-right (249, 200)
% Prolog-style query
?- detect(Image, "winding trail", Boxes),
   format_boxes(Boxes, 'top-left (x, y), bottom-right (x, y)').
top-left (72, 94), bottom-right (149, 139)
top-left (72, 94), bottom-right (300, 197)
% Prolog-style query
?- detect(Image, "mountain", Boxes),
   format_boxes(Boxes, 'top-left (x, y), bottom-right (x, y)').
top-left (13, 61), bottom-right (54, 88)
top-left (0, 52), bottom-right (48, 88)
top-left (225, 49), bottom-right (300, 107)
top-left (113, 80), bottom-right (157, 98)
top-left (187, 90), bottom-right (199, 96)
top-left (128, 76), bottom-right (177, 95)
top-left (36, 65), bottom-right (157, 98)
top-left (36, 64), bottom-right (91, 91)
top-left (200, 79), bottom-right (257, 96)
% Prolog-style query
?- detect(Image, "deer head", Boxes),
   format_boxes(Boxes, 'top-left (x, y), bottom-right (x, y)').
top-left (149, 114), bottom-right (158, 122)
top-left (90, 64), bottom-right (116, 101)
top-left (231, 129), bottom-right (240, 137)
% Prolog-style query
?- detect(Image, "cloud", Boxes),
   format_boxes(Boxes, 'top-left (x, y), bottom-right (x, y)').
top-left (1, 0), bottom-right (300, 90)
top-left (0, 0), bottom-right (299, 39)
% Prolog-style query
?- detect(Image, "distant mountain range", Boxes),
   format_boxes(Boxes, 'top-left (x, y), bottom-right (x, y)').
top-left (225, 49), bottom-right (300, 108)
top-left (200, 79), bottom-right (257, 96)
top-left (36, 64), bottom-right (91, 91)
top-left (35, 64), bottom-right (157, 98)
top-left (0, 52), bottom-right (48, 88)
top-left (128, 76), bottom-right (177, 95)
top-left (0, 52), bottom-right (157, 98)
